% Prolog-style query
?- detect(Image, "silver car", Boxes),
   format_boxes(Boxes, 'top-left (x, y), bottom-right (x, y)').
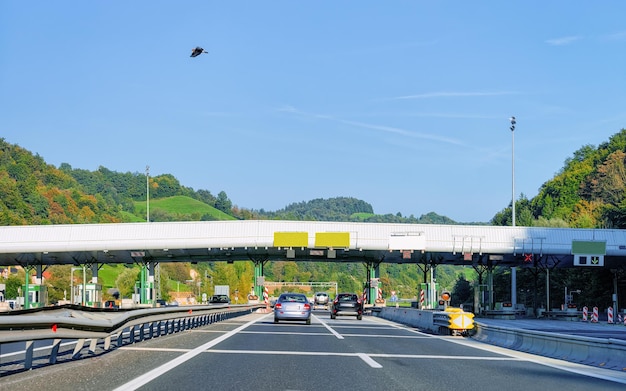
top-left (273, 293), bottom-right (312, 325)
top-left (313, 292), bottom-right (329, 308)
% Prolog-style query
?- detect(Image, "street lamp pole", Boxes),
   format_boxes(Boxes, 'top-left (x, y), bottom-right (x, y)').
top-left (510, 117), bottom-right (517, 310)
top-left (146, 165), bottom-right (150, 223)
top-left (510, 116), bottom-right (516, 227)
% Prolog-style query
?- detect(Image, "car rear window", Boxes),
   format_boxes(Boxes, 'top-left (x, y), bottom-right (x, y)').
top-left (281, 295), bottom-right (307, 303)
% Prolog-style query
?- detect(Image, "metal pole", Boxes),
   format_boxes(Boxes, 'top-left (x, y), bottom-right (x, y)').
top-left (82, 265), bottom-right (86, 306)
top-left (24, 267), bottom-right (30, 309)
top-left (546, 268), bottom-right (550, 311)
top-left (511, 267), bottom-right (517, 307)
top-left (510, 116), bottom-right (516, 227)
top-left (510, 116), bottom-right (517, 310)
top-left (614, 271), bottom-right (619, 319)
top-left (146, 165), bottom-right (150, 222)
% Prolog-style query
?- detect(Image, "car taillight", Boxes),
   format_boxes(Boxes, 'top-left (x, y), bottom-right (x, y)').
top-left (275, 303), bottom-right (282, 309)
top-left (304, 303), bottom-right (311, 310)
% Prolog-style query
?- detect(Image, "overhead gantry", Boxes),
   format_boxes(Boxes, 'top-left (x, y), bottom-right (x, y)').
top-left (0, 221), bottom-right (622, 308)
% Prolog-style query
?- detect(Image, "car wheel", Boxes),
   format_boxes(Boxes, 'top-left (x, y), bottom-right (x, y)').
top-left (306, 318), bottom-right (311, 325)
top-left (274, 318), bottom-right (279, 323)
top-left (331, 313), bottom-right (336, 319)
top-left (357, 314), bottom-right (362, 320)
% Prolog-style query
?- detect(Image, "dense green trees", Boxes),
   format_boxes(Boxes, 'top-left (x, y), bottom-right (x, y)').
top-left (492, 128), bottom-right (626, 229)
top-left (0, 139), bottom-right (121, 225)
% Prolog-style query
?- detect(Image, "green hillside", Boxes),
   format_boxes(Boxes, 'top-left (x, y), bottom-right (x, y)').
top-left (133, 196), bottom-right (237, 221)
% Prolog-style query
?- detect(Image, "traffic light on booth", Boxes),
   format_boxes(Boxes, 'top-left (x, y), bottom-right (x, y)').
top-left (441, 291), bottom-right (451, 307)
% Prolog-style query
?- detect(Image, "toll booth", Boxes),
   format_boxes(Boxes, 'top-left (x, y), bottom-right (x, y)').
top-left (21, 284), bottom-right (47, 309)
top-left (73, 283), bottom-right (103, 307)
top-left (133, 279), bottom-right (154, 305)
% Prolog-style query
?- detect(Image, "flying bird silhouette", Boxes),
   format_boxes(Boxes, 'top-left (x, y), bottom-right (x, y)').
top-left (190, 47), bottom-right (208, 57)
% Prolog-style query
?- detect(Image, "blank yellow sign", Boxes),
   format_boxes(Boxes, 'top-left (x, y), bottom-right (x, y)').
top-left (274, 232), bottom-right (308, 247)
top-left (315, 232), bottom-right (350, 248)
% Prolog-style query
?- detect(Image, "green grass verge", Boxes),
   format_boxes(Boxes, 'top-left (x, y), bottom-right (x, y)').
top-left (133, 195), bottom-right (236, 220)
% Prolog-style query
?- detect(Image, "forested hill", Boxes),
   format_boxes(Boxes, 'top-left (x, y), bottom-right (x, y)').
top-left (0, 138), bottom-right (457, 224)
top-left (3, 128), bottom-right (626, 227)
top-left (492, 128), bottom-right (626, 229)
top-left (0, 140), bottom-right (122, 225)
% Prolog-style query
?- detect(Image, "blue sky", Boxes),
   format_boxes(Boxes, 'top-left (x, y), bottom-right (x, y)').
top-left (2, 2), bottom-right (625, 223)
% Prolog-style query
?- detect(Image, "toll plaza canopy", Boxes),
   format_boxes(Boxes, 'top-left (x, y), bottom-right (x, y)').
top-left (0, 220), bottom-right (624, 268)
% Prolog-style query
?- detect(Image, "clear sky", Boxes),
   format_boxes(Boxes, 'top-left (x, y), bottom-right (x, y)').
top-left (2, 2), bottom-right (625, 223)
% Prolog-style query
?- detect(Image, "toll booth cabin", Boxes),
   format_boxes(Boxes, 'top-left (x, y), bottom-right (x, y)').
top-left (21, 284), bottom-right (47, 309)
top-left (73, 283), bottom-right (103, 307)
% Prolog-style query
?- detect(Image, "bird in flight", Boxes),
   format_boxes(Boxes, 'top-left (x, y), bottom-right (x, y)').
top-left (190, 47), bottom-right (208, 58)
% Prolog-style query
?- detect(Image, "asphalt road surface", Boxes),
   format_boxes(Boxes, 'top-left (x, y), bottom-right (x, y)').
top-left (3, 311), bottom-right (626, 391)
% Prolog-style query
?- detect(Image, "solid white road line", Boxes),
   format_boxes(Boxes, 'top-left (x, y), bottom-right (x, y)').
top-left (313, 313), bottom-right (344, 339)
top-left (112, 313), bottom-right (272, 391)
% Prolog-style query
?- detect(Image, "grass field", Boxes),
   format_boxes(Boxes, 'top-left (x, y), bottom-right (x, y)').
top-left (133, 195), bottom-right (236, 220)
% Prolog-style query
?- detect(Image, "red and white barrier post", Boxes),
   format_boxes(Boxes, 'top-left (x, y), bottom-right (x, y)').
top-left (608, 306), bottom-right (614, 324)
top-left (582, 306), bottom-right (588, 322)
top-left (592, 306), bottom-right (599, 323)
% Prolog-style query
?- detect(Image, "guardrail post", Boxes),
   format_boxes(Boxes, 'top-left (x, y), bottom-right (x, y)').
top-left (72, 339), bottom-right (86, 358)
top-left (128, 325), bottom-right (136, 343)
top-left (89, 338), bottom-right (98, 354)
top-left (24, 340), bottom-right (34, 370)
top-left (115, 333), bottom-right (123, 348)
top-left (50, 338), bottom-right (62, 364)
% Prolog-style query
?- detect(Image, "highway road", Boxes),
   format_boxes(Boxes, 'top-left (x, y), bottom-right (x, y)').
top-left (2, 311), bottom-right (626, 391)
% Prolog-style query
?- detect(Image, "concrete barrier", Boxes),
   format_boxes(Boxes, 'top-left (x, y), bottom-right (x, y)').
top-left (376, 307), bottom-right (436, 332)
top-left (377, 308), bottom-right (626, 370)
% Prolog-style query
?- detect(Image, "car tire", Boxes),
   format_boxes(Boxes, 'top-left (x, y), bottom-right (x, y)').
top-left (330, 313), bottom-right (336, 319)
top-left (306, 318), bottom-right (311, 325)
top-left (357, 314), bottom-right (362, 320)
top-left (274, 318), bottom-right (279, 323)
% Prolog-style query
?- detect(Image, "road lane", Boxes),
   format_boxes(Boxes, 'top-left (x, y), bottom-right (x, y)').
top-left (3, 312), bottom-right (626, 391)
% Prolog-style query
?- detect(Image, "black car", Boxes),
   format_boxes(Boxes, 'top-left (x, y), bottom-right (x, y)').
top-left (209, 295), bottom-right (230, 304)
top-left (330, 293), bottom-right (363, 320)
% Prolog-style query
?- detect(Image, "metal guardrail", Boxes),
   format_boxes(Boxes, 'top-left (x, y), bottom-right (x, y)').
top-left (0, 303), bottom-right (264, 375)
top-left (473, 321), bottom-right (626, 370)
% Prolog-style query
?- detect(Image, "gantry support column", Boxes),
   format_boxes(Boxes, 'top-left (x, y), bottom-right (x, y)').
top-left (91, 263), bottom-right (99, 284)
top-left (35, 264), bottom-right (43, 284)
top-left (364, 259), bottom-right (383, 305)
top-left (487, 266), bottom-right (494, 310)
top-left (146, 262), bottom-right (155, 305)
top-left (250, 256), bottom-right (269, 299)
top-left (417, 255), bottom-right (439, 309)
top-left (511, 266), bottom-right (517, 310)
